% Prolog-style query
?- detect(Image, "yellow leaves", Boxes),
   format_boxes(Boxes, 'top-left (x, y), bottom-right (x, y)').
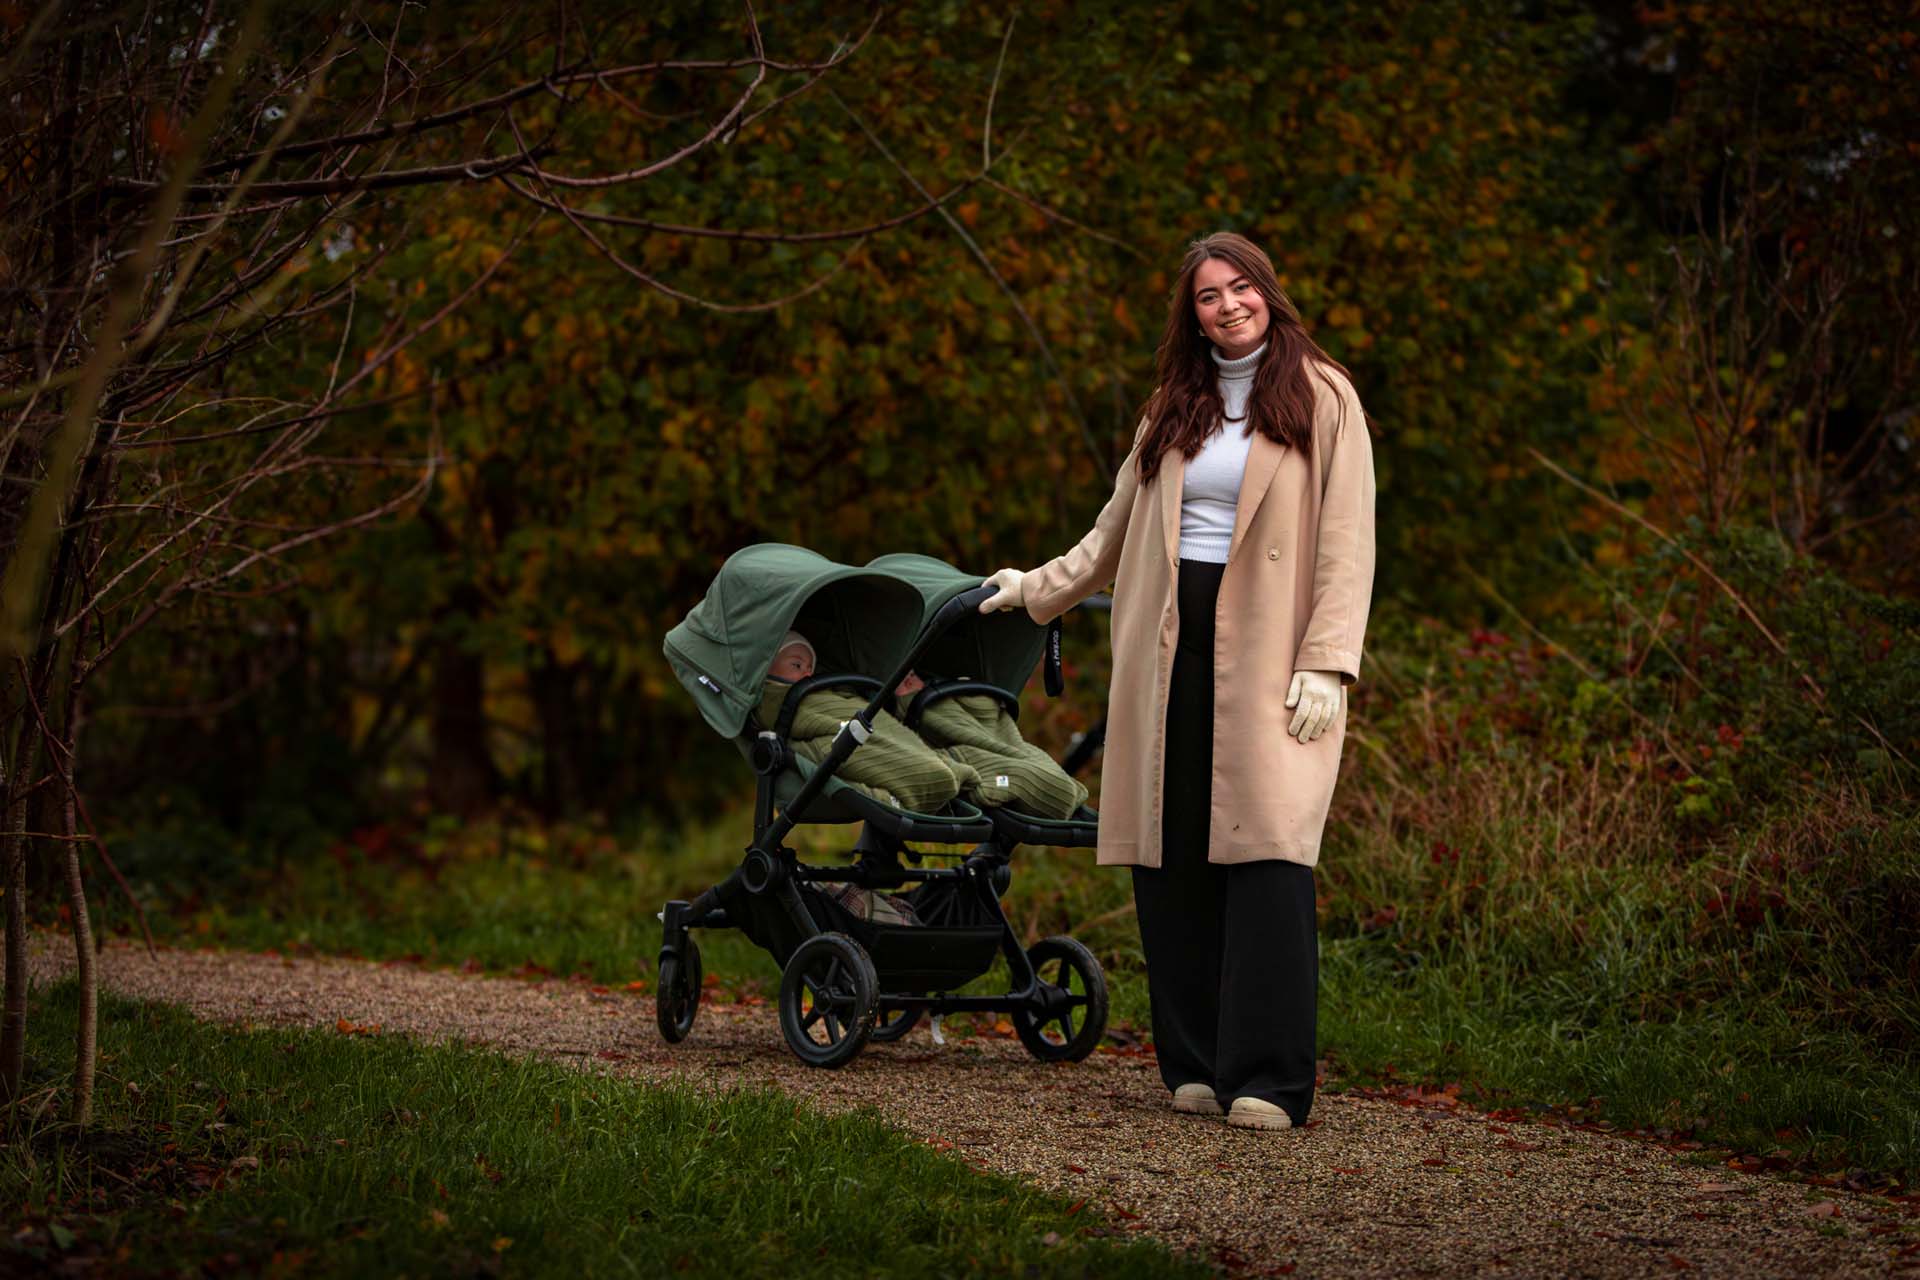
top-left (522, 312), bottom-right (543, 339)
top-left (1325, 302), bottom-right (1364, 329)
top-left (551, 622), bottom-right (583, 666)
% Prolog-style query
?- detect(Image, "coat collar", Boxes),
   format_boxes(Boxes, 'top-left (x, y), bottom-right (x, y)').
top-left (1158, 428), bottom-right (1289, 569)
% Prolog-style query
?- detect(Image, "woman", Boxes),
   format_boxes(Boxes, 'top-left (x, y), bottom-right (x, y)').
top-left (978, 230), bottom-right (1376, 1132)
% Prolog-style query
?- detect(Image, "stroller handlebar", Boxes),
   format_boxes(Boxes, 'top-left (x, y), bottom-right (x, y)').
top-left (953, 584), bottom-right (1001, 614)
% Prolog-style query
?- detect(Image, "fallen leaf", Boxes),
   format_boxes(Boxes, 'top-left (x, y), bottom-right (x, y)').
top-left (1695, 1182), bottom-right (1745, 1193)
top-left (1806, 1201), bottom-right (1841, 1218)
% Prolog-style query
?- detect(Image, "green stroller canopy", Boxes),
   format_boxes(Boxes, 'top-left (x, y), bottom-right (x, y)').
top-left (663, 545), bottom-right (1049, 740)
top-left (862, 553), bottom-right (1048, 695)
top-left (663, 544), bottom-right (925, 739)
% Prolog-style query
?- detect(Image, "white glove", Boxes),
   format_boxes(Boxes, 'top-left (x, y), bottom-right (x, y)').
top-left (978, 567), bottom-right (1027, 614)
top-left (1286, 670), bottom-right (1345, 743)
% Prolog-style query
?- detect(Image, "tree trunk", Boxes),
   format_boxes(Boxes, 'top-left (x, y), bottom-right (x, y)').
top-left (531, 653), bottom-right (587, 820)
top-left (0, 721), bottom-right (39, 1109)
top-left (61, 699), bottom-right (93, 1125)
top-left (427, 588), bottom-right (498, 817)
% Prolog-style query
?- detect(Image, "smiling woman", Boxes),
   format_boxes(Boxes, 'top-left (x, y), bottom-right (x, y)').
top-left (977, 229), bottom-right (1378, 1136)
top-left (1191, 257), bottom-right (1270, 359)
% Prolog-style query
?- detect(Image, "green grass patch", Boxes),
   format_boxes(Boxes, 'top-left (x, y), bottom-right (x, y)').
top-left (6, 981), bottom-right (1208, 1278)
top-left (97, 769), bottom-right (1920, 1182)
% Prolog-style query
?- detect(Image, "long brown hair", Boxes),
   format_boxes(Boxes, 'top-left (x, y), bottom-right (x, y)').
top-left (1135, 231), bottom-right (1351, 483)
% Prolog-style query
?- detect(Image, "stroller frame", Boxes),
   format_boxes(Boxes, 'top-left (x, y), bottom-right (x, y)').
top-left (657, 584), bottom-right (1108, 1068)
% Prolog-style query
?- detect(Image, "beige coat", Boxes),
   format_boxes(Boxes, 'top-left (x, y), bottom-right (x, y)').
top-left (1021, 361), bottom-right (1376, 869)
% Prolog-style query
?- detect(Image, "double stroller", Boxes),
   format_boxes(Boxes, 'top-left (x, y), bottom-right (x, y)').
top-left (658, 545), bottom-right (1108, 1068)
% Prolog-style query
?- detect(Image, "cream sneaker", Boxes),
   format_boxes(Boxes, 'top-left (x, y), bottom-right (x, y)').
top-left (1171, 1083), bottom-right (1223, 1116)
top-left (1226, 1097), bottom-right (1293, 1131)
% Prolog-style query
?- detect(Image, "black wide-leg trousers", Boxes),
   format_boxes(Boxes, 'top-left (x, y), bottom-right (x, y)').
top-left (1129, 558), bottom-right (1320, 1125)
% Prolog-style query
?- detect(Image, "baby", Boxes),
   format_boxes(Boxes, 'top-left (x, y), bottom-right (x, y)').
top-left (766, 632), bottom-right (1084, 820)
top-left (764, 629), bottom-right (933, 926)
top-left (769, 630), bottom-right (816, 683)
top-left (759, 631), bottom-right (972, 813)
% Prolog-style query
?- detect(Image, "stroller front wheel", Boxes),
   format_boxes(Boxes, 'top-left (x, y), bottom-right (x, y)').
top-left (869, 996), bottom-right (925, 1043)
top-left (1014, 936), bottom-right (1108, 1063)
top-left (656, 940), bottom-right (703, 1044)
top-left (779, 933), bottom-right (879, 1068)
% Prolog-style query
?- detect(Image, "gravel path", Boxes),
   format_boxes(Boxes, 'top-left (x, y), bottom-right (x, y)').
top-left (27, 941), bottom-right (1916, 1278)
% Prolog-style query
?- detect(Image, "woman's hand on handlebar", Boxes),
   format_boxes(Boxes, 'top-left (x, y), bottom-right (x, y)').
top-left (978, 567), bottom-right (1027, 614)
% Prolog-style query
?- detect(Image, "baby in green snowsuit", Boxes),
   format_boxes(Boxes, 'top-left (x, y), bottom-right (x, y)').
top-left (760, 631), bottom-right (974, 813)
top-left (901, 669), bottom-right (1090, 821)
top-left (763, 630), bottom-right (1087, 822)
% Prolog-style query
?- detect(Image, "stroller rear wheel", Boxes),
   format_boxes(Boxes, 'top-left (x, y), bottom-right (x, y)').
top-left (656, 939), bottom-right (703, 1044)
top-left (1014, 936), bottom-right (1108, 1063)
top-left (869, 996), bottom-right (925, 1043)
top-left (779, 933), bottom-right (878, 1068)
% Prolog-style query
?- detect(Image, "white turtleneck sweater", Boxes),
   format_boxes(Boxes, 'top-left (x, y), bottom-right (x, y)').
top-left (1178, 339), bottom-right (1266, 563)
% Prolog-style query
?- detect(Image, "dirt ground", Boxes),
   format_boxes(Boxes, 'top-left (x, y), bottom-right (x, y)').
top-left (25, 941), bottom-right (1917, 1278)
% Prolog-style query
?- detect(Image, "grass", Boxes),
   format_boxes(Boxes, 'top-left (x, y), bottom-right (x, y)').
top-left (91, 787), bottom-right (1920, 1184)
top-left (5, 981), bottom-right (1211, 1279)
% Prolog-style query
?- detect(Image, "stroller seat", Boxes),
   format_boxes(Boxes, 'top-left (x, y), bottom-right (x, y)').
top-left (745, 671), bottom-right (995, 845)
top-left (897, 675), bottom-right (1100, 851)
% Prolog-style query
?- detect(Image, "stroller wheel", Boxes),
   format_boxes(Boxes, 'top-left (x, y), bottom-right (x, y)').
top-left (869, 997), bottom-right (925, 1044)
top-left (1014, 936), bottom-right (1108, 1063)
top-left (656, 939), bottom-right (702, 1044)
top-left (779, 933), bottom-right (878, 1068)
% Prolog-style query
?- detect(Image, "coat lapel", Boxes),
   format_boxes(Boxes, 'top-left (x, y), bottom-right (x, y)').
top-left (1226, 430), bottom-right (1286, 567)
top-left (1159, 447), bottom-right (1185, 568)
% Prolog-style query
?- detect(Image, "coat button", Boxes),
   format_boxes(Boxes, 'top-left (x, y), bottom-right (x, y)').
top-left (1266, 547), bottom-right (1279, 560)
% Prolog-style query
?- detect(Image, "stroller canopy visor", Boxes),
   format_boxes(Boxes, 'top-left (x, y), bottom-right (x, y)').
top-left (663, 544), bottom-right (925, 739)
top-left (863, 553), bottom-right (1047, 695)
top-left (663, 545), bottom-right (1051, 740)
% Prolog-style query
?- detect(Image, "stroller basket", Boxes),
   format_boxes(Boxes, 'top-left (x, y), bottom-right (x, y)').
top-left (719, 875), bottom-right (1003, 993)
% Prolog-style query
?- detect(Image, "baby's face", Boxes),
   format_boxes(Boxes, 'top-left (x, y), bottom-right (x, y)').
top-left (771, 644), bottom-right (814, 682)
top-left (895, 670), bottom-right (924, 698)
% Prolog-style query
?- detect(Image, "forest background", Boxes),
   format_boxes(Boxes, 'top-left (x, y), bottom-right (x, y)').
top-left (3, 0), bottom-right (1917, 1195)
